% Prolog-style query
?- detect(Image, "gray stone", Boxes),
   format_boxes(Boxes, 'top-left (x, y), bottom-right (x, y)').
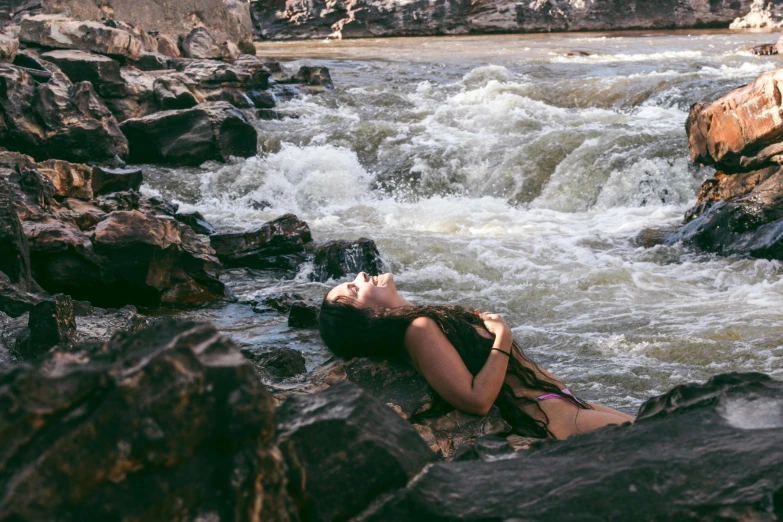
top-left (0, 32), bottom-right (18, 62)
top-left (19, 15), bottom-right (143, 59)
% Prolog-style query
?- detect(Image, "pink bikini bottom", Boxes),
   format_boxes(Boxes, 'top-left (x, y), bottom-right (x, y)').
top-left (535, 387), bottom-right (573, 402)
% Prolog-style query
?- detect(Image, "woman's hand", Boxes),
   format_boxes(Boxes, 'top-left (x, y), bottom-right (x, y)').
top-left (476, 311), bottom-right (512, 351)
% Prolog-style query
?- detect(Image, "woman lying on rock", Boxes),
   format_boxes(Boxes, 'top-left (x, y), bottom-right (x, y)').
top-left (320, 272), bottom-right (634, 439)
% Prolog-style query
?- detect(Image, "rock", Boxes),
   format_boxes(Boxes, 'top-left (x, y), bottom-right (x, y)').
top-left (221, 39), bottom-right (241, 62)
top-left (0, 179), bottom-right (32, 289)
top-left (250, 292), bottom-right (304, 314)
top-left (174, 210), bottom-right (216, 235)
top-left (777, 34), bottom-right (783, 55)
top-left (156, 33), bottom-right (181, 58)
top-left (90, 166), bottom-right (143, 196)
top-left (119, 101), bottom-right (257, 166)
top-left (102, 66), bottom-right (156, 121)
top-left (36, 159), bottom-right (93, 200)
top-left (453, 434), bottom-right (518, 462)
top-left (750, 43), bottom-right (778, 56)
top-left (632, 227), bottom-right (677, 248)
top-left (685, 68), bottom-right (783, 170)
top-left (254, 347), bottom-right (307, 378)
top-left (253, 0), bottom-right (757, 40)
top-left (287, 300), bottom-right (319, 328)
top-left (0, 319), bottom-right (293, 521)
top-left (0, 63), bottom-right (129, 164)
top-left (309, 238), bottom-right (384, 282)
top-left (0, 270), bottom-right (44, 317)
top-left (210, 213), bottom-right (312, 270)
top-left (276, 381), bottom-right (433, 521)
top-left (17, 292), bottom-right (76, 360)
top-left (250, 91), bottom-right (276, 109)
top-left (19, 15), bottom-right (143, 59)
top-left (130, 51), bottom-right (175, 72)
top-left (414, 406), bottom-right (512, 460)
top-left (40, 50), bottom-right (127, 98)
top-left (181, 27), bottom-right (223, 60)
top-left (355, 372), bottom-right (783, 521)
top-left (12, 0), bottom-right (254, 54)
top-left (730, 0), bottom-right (783, 30)
top-left (0, 32), bottom-right (18, 62)
top-left (292, 65), bottom-right (333, 90)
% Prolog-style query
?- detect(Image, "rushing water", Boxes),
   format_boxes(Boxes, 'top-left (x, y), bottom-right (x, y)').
top-left (143, 30), bottom-right (783, 414)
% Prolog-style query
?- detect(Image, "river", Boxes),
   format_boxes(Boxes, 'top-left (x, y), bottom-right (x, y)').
top-left (142, 30), bottom-right (783, 414)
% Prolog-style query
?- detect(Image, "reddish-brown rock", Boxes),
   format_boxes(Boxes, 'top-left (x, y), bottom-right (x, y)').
top-left (686, 69), bottom-right (783, 170)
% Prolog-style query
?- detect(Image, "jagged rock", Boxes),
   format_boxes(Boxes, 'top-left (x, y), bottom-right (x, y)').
top-left (91, 166), bottom-right (143, 196)
top-left (287, 300), bottom-right (319, 328)
top-left (310, 238), bottom-right (384, 282)
top-left (119, 101), bottom-right (257, 166)
top-left (413, 406), bottom-right (512, 460)
top-left (210, 213), bottom-right (312, 270)
top-left (254, 347), bottom-right (307, 378)
top-left (156, 33), bottom-right (181, 58)
top-left (19, 15), bottom-right (143, 59)
top-left (40, 50), bottom-right (127, 98)
top-left (292, 65), bottom-right (332, 90)
top-left (686, 68), bottom-right (783, 170)
top-left (730, 0), bottom-right (783, 29)
top-left (102, 66), bottom-right (156, 121)
top-left (173, 210), bottom-right (216, 235)
top-left (250, 292), bottom-right (304, 314)
top-left (0, 179), bottom-right (32, 289)
top-left (221, 39), bottom-right (240, 62)
top-left (10, 0), bottom-right (254, 53)
top-left (453, 434), bottom-right (518, 462)
top-left (72, 304), bottom-right (147, 344)
top-left (253, 0), bottom-right (756, 40)
top-left (0, 32), bottom-right (18, 62)
top-left (0, 63), bottom-right (129, 164)
top-left (181, 26), bottom-right (222, 60)
top-left (0, 270), bottom-right (44, 317)
top-left (36, 159), bottom-right (93, 200)
top-left (130, 51), bottom-right (175, 71)
top-left (750, 43), bottom-right (778, 56)
top-left (15, 292), bottom-right (76, 360)
top-left (355, 372), bottom-right (783, 521)
top-left (0, 319), bottom-right (293, 521)
top-left (276, 381), bottom-right (433, 522)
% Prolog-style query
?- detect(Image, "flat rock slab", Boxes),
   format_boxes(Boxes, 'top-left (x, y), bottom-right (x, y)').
top-left (119, 101), bottom-right (257, 166)
top-left (40, 49), bottom-right (126, 98)
top-left (20, 15), bottom-right (143, 59)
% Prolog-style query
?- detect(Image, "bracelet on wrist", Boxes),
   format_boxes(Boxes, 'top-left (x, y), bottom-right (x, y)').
top-left (491, 347), bottom-right (511, 357)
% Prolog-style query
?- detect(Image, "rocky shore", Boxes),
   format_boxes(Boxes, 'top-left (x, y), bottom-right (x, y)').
top-left (250, 0), bottom-right (760, 41)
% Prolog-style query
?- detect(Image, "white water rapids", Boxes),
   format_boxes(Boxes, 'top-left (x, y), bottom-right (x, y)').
top-left (143, 30), bottom-right (783, 413)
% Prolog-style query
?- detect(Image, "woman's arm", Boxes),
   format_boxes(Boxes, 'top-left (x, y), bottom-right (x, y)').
top-left (403, 315), bottom-right (512, 416)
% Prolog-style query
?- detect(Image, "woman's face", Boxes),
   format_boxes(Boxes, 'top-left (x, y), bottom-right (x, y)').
top-left (326, 272), bottom-right (402, 309)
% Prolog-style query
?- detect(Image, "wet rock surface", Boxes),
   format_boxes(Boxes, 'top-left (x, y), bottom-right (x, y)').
top-left (276, 381), bottom-right (434, 522)
top-left (252, 0), bottom-right (756, 40)
top-left (310, 238), bottom-right (384, 282)
top-left (252, 346), bottom-right (307, 378)
top-left (287, 300), bottom-right (319, 328)
top-left (354, 372), bottom-right (783, 521)
top-left (0, 319), bottom-right (293, 522)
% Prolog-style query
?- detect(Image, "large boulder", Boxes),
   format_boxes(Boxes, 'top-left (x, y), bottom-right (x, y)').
top-left (309, 237), bottom-right (384, 282)
top-left (355, 372), bottom-right (783, 521)
top-left (210, 213), bottom-right (312, 270)
top-left (119, 101), bottom-right (257, 166)
top-left (0, 63), bottom-right (129, 164)
top-left (19, 15), bottom-right (143, 59)
top-left (40, 50), bottom-right (127, 98)
top-left (686, 68), bottom-right (783, 170)
top-left (276, 381), bottom-right (434, 521)
top-left (0, 319), bottom-right (294, 521)
top-left (181, 26), bottom-right (223, 60)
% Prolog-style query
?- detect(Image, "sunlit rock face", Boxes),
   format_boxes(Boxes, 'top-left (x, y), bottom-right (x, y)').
top-left (251, 0), bottom-right (756, 40)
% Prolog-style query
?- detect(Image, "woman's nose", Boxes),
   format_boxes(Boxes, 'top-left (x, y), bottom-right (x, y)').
top-left (356, 272), bottom-right (369, 282)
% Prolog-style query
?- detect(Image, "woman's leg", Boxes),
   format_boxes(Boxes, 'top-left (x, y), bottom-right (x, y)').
top-left (536, 400), bottom-right (632, 440)
top-left (587, 402), bottom-right (636, 423)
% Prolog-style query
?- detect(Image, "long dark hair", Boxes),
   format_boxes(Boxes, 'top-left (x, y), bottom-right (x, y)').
top-left (319, 296), bottom-right (589, 438)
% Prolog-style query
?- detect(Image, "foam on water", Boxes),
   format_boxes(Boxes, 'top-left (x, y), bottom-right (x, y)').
top-left (144, 31), bottom-right (783, 412)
